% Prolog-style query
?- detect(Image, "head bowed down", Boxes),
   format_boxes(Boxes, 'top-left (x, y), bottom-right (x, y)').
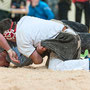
top-left (0, 18), bottom-right (16, 40)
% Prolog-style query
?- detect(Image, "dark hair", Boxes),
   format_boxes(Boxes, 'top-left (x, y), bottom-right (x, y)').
top-left (0, 18), bottom-right (16, 34)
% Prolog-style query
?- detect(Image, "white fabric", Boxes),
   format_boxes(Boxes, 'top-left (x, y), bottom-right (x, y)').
top-left (64, 28), bottom-right (76, 35)
top-left (0, 0), bottom-right (11, 11)
top-left (51, 19), bottom-right (77, 35)
top-left (48, 52), bottom-right (89, 71)
top-left (16, 16), bottom-right (65, 57)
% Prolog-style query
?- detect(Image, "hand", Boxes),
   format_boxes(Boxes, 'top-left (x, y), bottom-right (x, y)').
top-left (31, 0), bottom-right (39, 7)
top-left (7, 49), bottom-right (20, 63)
top-left (36, 43), bottom-right (47, 55)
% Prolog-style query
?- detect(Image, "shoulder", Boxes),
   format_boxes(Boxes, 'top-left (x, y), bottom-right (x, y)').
top-left (17, 16), bottom-right (33, 27)
top-left (18, 16), bottom-right (33, 21)
top-left (17, 16), bottom-right (42, 25)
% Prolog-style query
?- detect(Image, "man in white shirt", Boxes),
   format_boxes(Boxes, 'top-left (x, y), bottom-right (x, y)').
top-left (16, 16), bottom-right (89, 70)
top-left (0, 16), bottom-right (89, 70)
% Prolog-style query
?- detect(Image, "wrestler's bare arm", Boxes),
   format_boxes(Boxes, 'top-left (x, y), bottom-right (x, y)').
top-left (0, 33), bottom-right (11, 51)
top-left (0, 33), bottom-right (20, 63)
top-left (30, 50), bottom-right (43, 64)
top-left (29, 43), bottom-right (47, 64)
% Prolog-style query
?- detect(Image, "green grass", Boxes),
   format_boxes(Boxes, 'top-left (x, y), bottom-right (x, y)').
top-left (80, 49), bottom-right (88, 57)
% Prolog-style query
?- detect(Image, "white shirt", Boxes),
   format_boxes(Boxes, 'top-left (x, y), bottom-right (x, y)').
top-left (16, 16), bottom-right (65, 57)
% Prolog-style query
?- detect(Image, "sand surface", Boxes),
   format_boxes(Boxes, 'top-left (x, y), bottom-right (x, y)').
top-left (0, 57), bottom-right (90, 90)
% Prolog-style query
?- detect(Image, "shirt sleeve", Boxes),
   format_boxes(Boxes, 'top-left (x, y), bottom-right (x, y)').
top-left (43, 4), bottom-right (55, 20)
top-left (16, 31), bottom-right (35, 58)
top-left (27, 6), bottom-right (35, 16)
top-left (18, 43), bottom-right (35, 58)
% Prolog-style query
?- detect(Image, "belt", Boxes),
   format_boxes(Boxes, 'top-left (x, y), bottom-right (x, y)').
top-left (62, 26), bottom-right (68, 32)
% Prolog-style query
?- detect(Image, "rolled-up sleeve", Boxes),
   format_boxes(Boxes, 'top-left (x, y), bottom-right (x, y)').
top-left (16, 30), bottom-right (35, 58)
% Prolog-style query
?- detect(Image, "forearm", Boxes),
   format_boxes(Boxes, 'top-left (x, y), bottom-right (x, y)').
top-left (30, 50), bottom-right (43, 64)
top-left (44, 9), bottom-right (54, 20)
top-left (0, 34), bottom-right (19, 64)
top-left (0, 33), bottom-right (11, 51)
top-left (26, 1), bottom-right (30, 11)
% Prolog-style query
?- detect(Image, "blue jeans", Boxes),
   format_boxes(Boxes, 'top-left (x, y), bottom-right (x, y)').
top-left (6, 47), bottom-right (33, 67)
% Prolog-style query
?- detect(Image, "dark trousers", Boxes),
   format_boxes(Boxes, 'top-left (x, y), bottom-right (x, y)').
top-left (61, 20), bottom-right (88, 32)
top-left (58, 10), bottom-right (68, 20)
top-left (75, 1), bottom-right (90, 28)
top-left (58, 2), bottom-right (71, 20)
top-left (0, 10), bottom-right (10, 21)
